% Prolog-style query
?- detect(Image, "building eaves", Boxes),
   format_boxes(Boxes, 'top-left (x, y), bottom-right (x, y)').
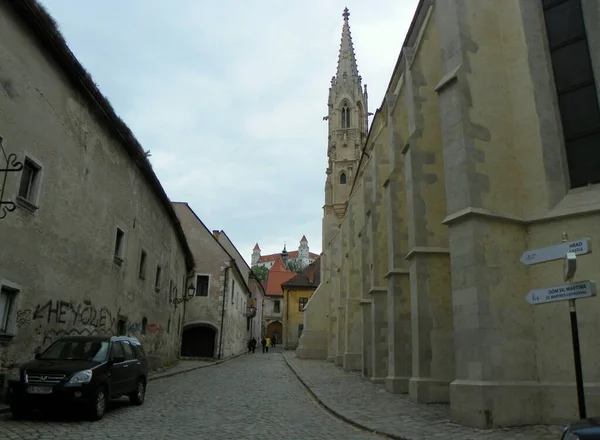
top-left (8, 0), bottom-right (195, 270)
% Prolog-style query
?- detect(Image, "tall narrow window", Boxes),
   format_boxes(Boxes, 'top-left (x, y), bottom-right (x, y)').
top-left (274, 300), bottom-right (281, 313)
top-left (18, 158), bottom-right (42, 204)
top-left (340, 172), bottom-right (347, 185)
top-left (231, 280), bottom-right (235, 303)
top-left (138, 250), bottom-right (147, 279)
top-left (195, 275), bottom-right (209, 297)
top-left (154, 265), bottom-right (162, 291)
top-left (0, 287), bottom-right (16, 333)
top-left (341, 103), bottom-right (351, 128)
top-left (543, 0), bottom-right (600, 188)
top-left (114, 228), bottom-right (125, 264)
top-left (299, 297), bottom-right (308, 312)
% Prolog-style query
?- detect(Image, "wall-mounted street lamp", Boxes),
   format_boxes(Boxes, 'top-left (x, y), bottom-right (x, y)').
top-left (171, 283), bottom-right (196, 305)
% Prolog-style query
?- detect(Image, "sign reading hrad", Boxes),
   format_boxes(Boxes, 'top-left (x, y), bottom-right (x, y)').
top-left (525, 280), bottom-right (597, 305)
top-left (520, 238), bottom-right (591, 265)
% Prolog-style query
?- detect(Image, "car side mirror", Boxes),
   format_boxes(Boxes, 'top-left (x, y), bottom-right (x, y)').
top-left (34, 353), bottom-right (41, 360)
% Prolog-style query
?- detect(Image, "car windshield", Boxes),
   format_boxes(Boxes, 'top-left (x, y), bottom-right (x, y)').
top-left (39, 340), bottom-right (109, 362)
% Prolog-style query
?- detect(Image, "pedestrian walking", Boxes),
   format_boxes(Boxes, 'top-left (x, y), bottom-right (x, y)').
top-left (251, 337), bottom-right (257, 353)
top-left (247, 339), bottom-right (252, 354)
top-left (261, 337), bottom-right (267, 353)
top-left (265, 337), bottom-right (271, 353)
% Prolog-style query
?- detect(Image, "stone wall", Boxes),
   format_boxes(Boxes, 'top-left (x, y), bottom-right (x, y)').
top-left (300, 0), bottom-right (600, 429)
top-left (0, 2), bottom-right (191, 372)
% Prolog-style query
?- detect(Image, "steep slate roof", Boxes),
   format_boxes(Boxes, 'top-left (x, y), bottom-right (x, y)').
top-left (282, 257), bottom-right (321, 289)
top-left (6, 0), bottom-right (194, 270)
top-left (264, 256), bottom-right (296, 297)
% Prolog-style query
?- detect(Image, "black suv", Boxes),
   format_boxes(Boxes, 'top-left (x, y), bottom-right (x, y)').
top-left (6, 335), bottom-right (148, 421)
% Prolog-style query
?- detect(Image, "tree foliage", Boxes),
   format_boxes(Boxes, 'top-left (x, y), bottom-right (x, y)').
top-left (251, 265), bottom-right (269, 282)
top-left (286, 259), bottom-right (305, 273)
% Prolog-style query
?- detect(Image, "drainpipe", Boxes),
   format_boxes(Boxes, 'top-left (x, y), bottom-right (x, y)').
top-left (285, 289), bottom-right (289, 350)
top-left (217, 262), bottom-right (231, 359)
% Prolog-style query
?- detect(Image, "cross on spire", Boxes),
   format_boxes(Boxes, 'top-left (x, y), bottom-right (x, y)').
top-left (335, 7), bottom-right (359, 80)
top-left (342, 7), bottom-right (350, 21)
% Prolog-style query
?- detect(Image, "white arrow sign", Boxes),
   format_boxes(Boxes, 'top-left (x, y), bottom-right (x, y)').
top-left (520, 238), bottom-right (591, 265)
top-left (525, 280), bottom-right (597, 305)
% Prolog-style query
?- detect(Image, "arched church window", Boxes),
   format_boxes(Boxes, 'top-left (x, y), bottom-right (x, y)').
top-left (341, 103), bottom-right (351, 128)
top-left (340, 172), bottom-right (347, 185)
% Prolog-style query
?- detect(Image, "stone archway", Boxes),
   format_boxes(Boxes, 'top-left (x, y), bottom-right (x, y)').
top-left (266, 321), bottom-right (282, 345)
top-left (181, 324), bottom-right (218, 358)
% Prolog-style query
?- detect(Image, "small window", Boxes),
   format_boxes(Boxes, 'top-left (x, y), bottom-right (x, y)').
top-left (274, 300), bottom-right (281, 313)
top-left (18, 157), bottom-right (42, 205)
top-left (299, 297), bottom-right (308, 312)
top-left (0, 286), bottom-right (17, 333)
top-left (155, 265), bottom-right (162, 291)
top-left (195, 275), bottom-right (209, 297)
top-left (167, 318), bottom-right (171, 334)
top-left (340, 172), bottom-right (347, 185)
top-left (141, 317), bottom-right (148, 335)
top-left (231, 280), bottom-right (235, 303)
top-left (114, 228), bottom-right (125, 264)
top-left (138, 250), bottom-right (147, 279)
top-left (341, 103), bottom-right (351, 128)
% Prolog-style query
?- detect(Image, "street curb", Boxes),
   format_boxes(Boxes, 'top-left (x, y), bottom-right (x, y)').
top-left (148, 350), bottom-right (247, 382)
top-left (0, 351), bottom-right (248, 415)
top-left (281, 352), bottom-right (409, 440)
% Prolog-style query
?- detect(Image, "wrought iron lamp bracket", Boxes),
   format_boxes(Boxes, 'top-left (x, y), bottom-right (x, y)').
top-left (0, 136), bottom-right (23, 220)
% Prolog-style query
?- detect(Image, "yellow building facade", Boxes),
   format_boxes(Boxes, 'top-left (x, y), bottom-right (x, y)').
top-left (282, 259), bottom-right (320, 350)
top-left (298, 0), bottom-right (600, 430)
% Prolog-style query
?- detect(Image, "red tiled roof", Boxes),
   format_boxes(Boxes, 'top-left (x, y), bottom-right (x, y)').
top-left (264, 256), bottom-right (296, 296)
top-left (258, 251), bottom-right (319, 263)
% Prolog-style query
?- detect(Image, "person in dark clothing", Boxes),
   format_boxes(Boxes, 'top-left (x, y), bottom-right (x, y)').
top-left (247, 339), bottom-right (252, 353)
top-left (261, 337), bottom-right (267, 353)
top-left (250, 337), bottom-right (257, 353)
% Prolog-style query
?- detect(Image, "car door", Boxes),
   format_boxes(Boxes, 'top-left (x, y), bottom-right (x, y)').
top-left (121, 341), bottom-right (139, 393)
top-left (108, 341), bottom-right (128, 396)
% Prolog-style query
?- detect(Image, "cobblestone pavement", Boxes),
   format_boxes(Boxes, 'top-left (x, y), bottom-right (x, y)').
top-left (283, 352), bottom-right (564, 440)
top-left (0, 349), bottom-right (380, 440)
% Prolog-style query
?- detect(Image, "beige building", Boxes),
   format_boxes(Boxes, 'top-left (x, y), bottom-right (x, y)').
top-left (299, 1), bottom-right (600, 429)
top-left (0, 0), bottom-right (195, 378)
top-left (173, 203), bottom-right (260, 359)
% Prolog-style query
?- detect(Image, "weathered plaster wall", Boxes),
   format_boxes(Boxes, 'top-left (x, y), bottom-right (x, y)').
top-left (0, 3), bottom-right (188, 372)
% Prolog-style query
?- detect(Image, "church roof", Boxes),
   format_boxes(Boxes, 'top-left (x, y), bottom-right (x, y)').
top-left (336, 7), bottom-right (360, 80)
top-left (264, 256), bottom-right (296, 296)
top-left (300, 235), bottom-right (308, 242)
top-left (253, 243), bottom-right (260, 251)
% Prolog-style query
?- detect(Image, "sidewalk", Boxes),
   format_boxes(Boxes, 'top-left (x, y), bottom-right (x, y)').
top-left (282, 352), bottom-right (563, 440)
top-left (0, 354), bottom-right (241, 415)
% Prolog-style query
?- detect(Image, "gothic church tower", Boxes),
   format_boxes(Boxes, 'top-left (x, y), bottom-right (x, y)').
top-left (323, 8), bottom-right (369, 249)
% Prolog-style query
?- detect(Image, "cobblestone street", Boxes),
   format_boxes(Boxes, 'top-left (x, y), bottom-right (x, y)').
top-left (0, 350), bottom-right (379, 440)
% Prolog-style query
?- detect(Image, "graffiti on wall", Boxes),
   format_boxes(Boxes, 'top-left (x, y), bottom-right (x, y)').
top-left (42, 327), bottom-right (114, 345)
top-left (31, 299), bottom-right (121, 329)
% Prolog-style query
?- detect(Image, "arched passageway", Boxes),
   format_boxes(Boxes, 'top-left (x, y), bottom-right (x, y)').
top-left (181, 325), bottom-right (217, 358)
top-left (266, 321), bottom-right (282, 345)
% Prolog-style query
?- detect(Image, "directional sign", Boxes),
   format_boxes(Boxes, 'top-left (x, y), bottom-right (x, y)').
top-left (520, 238), bottom-right (591, 266)
top-left (525, 280), bottom-right (597, 305)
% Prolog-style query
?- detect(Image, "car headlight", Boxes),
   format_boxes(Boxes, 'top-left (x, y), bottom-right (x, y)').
top-left (7, 369), bottom-right (20, 381)
top-left (68, 369), bottom-right (93, 384)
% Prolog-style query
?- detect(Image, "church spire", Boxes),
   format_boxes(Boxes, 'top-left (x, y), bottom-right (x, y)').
top-left (335, 7), bottom-right (359, 81)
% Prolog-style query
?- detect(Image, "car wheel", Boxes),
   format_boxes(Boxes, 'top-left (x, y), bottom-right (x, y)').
top-left (10, 403), bottom-right (28, 420)
top-left (129, 379), bottom-right (146, 406)
top-left (88, 386), bottom-right (107, 421)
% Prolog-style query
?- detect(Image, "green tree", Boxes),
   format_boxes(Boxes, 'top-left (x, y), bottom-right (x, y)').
top-left (251, 265), bottom-right (269, 282)
top-left (286, 259), bottom-right (305, 273)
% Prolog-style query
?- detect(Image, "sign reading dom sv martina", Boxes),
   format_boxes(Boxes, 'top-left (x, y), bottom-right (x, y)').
top-left (525, 280), bottom-right (597, 305)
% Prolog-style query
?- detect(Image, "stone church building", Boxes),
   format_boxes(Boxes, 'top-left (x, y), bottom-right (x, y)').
top-left (298, 0), bottom-right (600, 429)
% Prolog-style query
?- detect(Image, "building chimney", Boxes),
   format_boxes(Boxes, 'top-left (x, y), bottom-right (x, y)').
top-left (307, 264), bottom-right (314, 284)
top-left (212, 230), bottom-right (220, 239)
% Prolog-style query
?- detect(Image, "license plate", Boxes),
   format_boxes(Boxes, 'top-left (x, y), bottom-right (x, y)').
top-left (27, 386), bottom-right (53, 394)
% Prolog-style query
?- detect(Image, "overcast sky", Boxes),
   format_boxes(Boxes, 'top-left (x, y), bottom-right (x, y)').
top-left (39, 0), bottom-right (418, 265)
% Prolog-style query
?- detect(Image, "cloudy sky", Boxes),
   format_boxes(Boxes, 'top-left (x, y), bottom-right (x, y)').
top-left (39, 0), bottom-right (418, 265)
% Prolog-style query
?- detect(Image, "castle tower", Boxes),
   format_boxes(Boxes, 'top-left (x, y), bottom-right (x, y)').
top-left (298, 235), bottom-right (309, 259)
top-left (323, 7), bottom-right (369, 249)
top-left (251, 243), bottom-right (261, 266)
